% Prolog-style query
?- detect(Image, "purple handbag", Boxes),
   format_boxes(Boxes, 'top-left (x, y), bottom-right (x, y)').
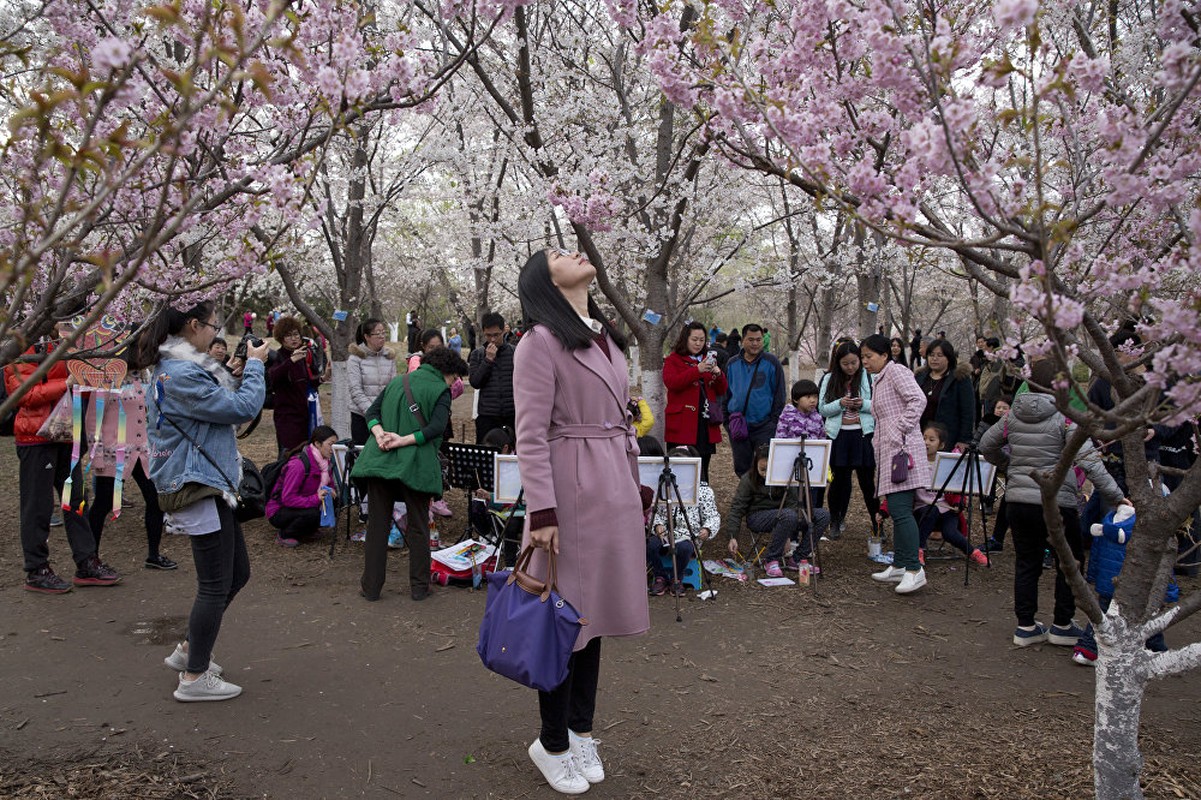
top-left (476, 546), bottom-right (586, 692)
top-left (891, 435), bottom-right (914, 484)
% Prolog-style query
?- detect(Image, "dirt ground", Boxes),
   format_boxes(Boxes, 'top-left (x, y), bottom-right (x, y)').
top-left (2, 392), bottom-right (1200, 799)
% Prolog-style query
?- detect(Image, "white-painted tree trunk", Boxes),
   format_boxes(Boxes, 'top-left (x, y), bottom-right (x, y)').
top-left (329, 360), bottom-right (351, 441)
top-left (641, 366), bottom-right (666, 442)
top-left (789, 349), bottom-right (800, 385)
top-left (1093, 612), bottom-right (1147, 800)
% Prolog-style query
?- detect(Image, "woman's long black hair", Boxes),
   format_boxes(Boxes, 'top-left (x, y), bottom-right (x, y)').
top-left (823, 340), bottom-right (864, 404)
top-left (517, 249), bottom-right (626, 352)
top-left (135, 300), bottom-right (216, 369)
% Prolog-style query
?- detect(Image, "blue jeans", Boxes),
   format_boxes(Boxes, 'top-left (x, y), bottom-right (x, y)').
top-left (646, 537), bottom-right (696, 581)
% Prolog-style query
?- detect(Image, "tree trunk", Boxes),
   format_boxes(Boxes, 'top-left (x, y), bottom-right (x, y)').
top-left (639, 325), bottom-right (667, 441)
top-left (1093, 614), bottom-right (1148, 800)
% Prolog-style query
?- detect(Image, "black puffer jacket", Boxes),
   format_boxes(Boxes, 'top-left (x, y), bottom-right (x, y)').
top-left (915, 363), bottom-right (976, 445)
top-left (978, 392), bottom-right (1124, 509)
top-left (467, 342), bottom-right (516, 416)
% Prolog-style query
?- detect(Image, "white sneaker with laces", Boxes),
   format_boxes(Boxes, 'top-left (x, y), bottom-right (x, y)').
top-left (871, 565), bottom-right (906, 583)
top-left (528, 738), bottom-right (590, 795)
top-left (569, 730), bottom-right (604, 784)
top-left (895, 568), bottom-right (928, 594)
top-left (164, 643), bottom-right (222, 676)
top-left (173, 670), bottom-right (242, 702)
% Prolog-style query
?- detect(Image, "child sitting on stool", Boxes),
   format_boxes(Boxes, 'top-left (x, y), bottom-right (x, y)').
top-left (267, 425), bottom-right (338, 547)
top-left (723, 443), bottom-right (830, 578)
top-left (647, 446), bottom-right (720, 597)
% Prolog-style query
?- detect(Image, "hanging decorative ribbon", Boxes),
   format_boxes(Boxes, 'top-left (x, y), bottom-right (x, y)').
top-left (62, 385), bottom-right (85, 512)
top-left (111, 388), bottom-right (127, 520)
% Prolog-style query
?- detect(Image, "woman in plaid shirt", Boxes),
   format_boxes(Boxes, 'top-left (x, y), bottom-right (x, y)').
top-left (860, 334), bottom-right (932, 595)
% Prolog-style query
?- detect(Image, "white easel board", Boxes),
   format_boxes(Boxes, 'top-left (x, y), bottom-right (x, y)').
top-left (765, 438), bottom-right (831, 488)
top-left (929, 451), bottom-right (996, 495)
top-left (494, 454), bottom-right (523, 503)
top-left (637, 456), bottom-right (702, 505)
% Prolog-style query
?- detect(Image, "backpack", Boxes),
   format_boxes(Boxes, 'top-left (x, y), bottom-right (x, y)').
top-left (235, 457), bottom-right (266, 522)
top-left (261, 449), bottom-right (312, 505)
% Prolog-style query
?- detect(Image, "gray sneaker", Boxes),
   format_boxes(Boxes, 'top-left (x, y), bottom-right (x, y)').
top-left (164, 643), bottom-right (222, 676)
top-left (173, 670), bottom-right (242, 702)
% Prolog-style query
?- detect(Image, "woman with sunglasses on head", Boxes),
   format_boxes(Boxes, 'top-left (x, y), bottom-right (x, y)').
top-left (513, 246), bottom-right (651, 795)
top-left (140, 301), bottom-right (269, 702)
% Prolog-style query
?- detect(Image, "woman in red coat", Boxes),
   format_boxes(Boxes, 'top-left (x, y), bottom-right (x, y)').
top-left (662, 321), bottom-right (728, 482)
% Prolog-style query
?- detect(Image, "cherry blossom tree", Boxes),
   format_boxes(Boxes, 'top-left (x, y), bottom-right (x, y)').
top-left (0, 0), bottom-right (501, 416)
top-left (618, 0), bottom-right (1201, 796)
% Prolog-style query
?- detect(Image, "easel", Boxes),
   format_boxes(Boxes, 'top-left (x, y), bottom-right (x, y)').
top-left (646, 454), bottom-right (715, 622)
top-left (924, 446), bottom-right (993, 586)
top-left (331, 441), bottom-right (363, 558)
top-left (766, 438), bottom-right (831, 597)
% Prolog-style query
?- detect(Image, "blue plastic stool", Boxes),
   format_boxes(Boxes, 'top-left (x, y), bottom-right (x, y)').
top-left (658, 554), bottom-right (702, 590)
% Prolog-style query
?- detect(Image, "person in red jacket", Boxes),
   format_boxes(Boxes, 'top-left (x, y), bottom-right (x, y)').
top-left (662, 322), bottom-right (728, 483)
top-left (4, 325), bottom-right (120, 593)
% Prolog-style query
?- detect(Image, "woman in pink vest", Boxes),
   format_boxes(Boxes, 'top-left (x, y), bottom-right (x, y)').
top-left (514, 247), bottom-right (650, 794)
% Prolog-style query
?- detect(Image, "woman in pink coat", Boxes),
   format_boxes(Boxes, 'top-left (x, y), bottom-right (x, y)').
top-left (860, 334), bottom-right (932, 594)
top-left (514, 247), bottom-right (650, 795)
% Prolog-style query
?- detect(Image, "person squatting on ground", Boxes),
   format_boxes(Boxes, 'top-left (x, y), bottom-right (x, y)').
top-left (722, 444), bottom-right (831, 578)
top-left (908, 422), bottom-right (988, 566)
top-left (662, 321), bottom-right (728, 484)
top-left (85, 350), bottom-right (175, 571)
top-left (143, 301), bottom-right (269, 702)
top-left (469, 311), bottom-right (517, 444)
top-left (818, 341), bottom-right (879, 539)
top-left (861, 333), bottom-right (932, 595)
top-left (346, 318), bottom-right (397, 446)
top-left (722, 324), bottom-right (786, 477)
top-left (6, 322), bottom-right (121, 594)
top-left (978, 358), bottom-right (1130, 647)
top-left (266, 425), bottom-right (338, 548)
top-left (352, 346), bottom-right (468, 602)
top-left (513, 247), bottom-right (651, 795)
top-left (647, 446), bottom-right (721, 597)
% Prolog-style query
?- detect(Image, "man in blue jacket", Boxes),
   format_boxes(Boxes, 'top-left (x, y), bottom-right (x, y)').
top-left (723, 324), bottom-right (786, 476)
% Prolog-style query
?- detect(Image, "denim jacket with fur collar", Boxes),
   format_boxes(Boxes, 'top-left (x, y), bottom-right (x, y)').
top-left (147, 336), bottom-right (265, 504)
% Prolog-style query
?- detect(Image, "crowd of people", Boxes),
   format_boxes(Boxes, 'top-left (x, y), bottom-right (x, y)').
top-left (5, 276), bottom-right (1199, 795)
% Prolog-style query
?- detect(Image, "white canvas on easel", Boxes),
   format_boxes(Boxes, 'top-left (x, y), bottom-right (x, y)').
top-left (637, 456), bottom-right (701, 505)
top-left (929, 451), bottom-right (996, 495)
top-left (494, 454), bottom-right (523, 503)
top-left (765, 438), bottom-right (831, 488)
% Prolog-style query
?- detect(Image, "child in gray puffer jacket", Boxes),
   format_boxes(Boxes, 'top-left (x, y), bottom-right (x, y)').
top-left (978, 359), bottom-right (1129, 648)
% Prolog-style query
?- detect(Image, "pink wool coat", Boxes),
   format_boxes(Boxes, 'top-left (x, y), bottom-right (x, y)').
top-left (514, 325), bottom-right (650, 651)
top-left (870, 361), bottom-right (932, 496)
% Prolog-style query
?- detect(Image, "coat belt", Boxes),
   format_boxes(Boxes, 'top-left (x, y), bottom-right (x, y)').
top-left (547, 423), bottom-right (629, 440)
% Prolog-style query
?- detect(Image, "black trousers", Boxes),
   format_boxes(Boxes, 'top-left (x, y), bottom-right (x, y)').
top-left (362, 479), bottom-right (431, 598)
top-left (475, 413), bottom-right (515, 443)
top-left (17, 443), bottom-right (96, 572)
top-left (828, 464), bottom-right (880, 526)
top-left (539, 638), bottom-right (602, 753)
top-left (88, 461), bottom-right (164, 558)
top-left (1008, 502), bottom-right (1083, 627)
top-left (269, 506), bottom-right (322, 540)
top-left (351, 413), bottom-right (370, 446)
top-left (729, 419), bottom-right (776, 477)
top-left (186, 502), bottom-right (251, 674)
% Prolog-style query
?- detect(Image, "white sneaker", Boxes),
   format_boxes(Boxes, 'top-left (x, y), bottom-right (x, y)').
top-left (569, 730), bottom-right (604, 784)
top-left (871, 565), bottom-right (906, 583)
top-left (173, 671), bottom-right (242, 702)
top-left (164, 643), bottom-right (222, 676)
top-left (895, 568), bottom-right (928, 594)
top-left (528, 738), bottom-right (590, 795)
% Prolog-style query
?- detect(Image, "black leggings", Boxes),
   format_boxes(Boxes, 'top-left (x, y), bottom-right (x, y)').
top-left (186, 502), bottom-right (251, 674)
top-left (539, 638), bottom-right (602, 753)
top-left (87, 462), bottom-right (164, 558)
top-left (828, 464), bottom-right (879, 525)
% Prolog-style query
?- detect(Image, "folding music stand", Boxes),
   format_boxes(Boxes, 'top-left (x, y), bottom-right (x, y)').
top-left (443, 442), bottom-right (499, 546)
top-left (330, 440), bottom-right (363, 557)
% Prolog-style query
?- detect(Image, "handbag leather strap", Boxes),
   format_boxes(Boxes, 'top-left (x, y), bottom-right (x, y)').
top-left (508, 544), bottom-right (558, 603)
top-left (734, 357), bottom-right (761, 414)
top-left (402, 373), bottom-right (427, 428)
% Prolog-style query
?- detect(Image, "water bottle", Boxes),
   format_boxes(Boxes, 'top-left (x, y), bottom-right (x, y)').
top-left (429, 518), bottom-right (441, 551)
top-left (798, 559), bottom-right (811, 586)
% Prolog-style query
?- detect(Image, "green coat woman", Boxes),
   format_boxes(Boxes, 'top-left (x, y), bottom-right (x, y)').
top-left (353, 348), bottom-right (467, 601)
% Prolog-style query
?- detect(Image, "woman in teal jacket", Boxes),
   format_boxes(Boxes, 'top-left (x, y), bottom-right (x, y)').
top-left (818, 340), bottom-right (879, 536)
